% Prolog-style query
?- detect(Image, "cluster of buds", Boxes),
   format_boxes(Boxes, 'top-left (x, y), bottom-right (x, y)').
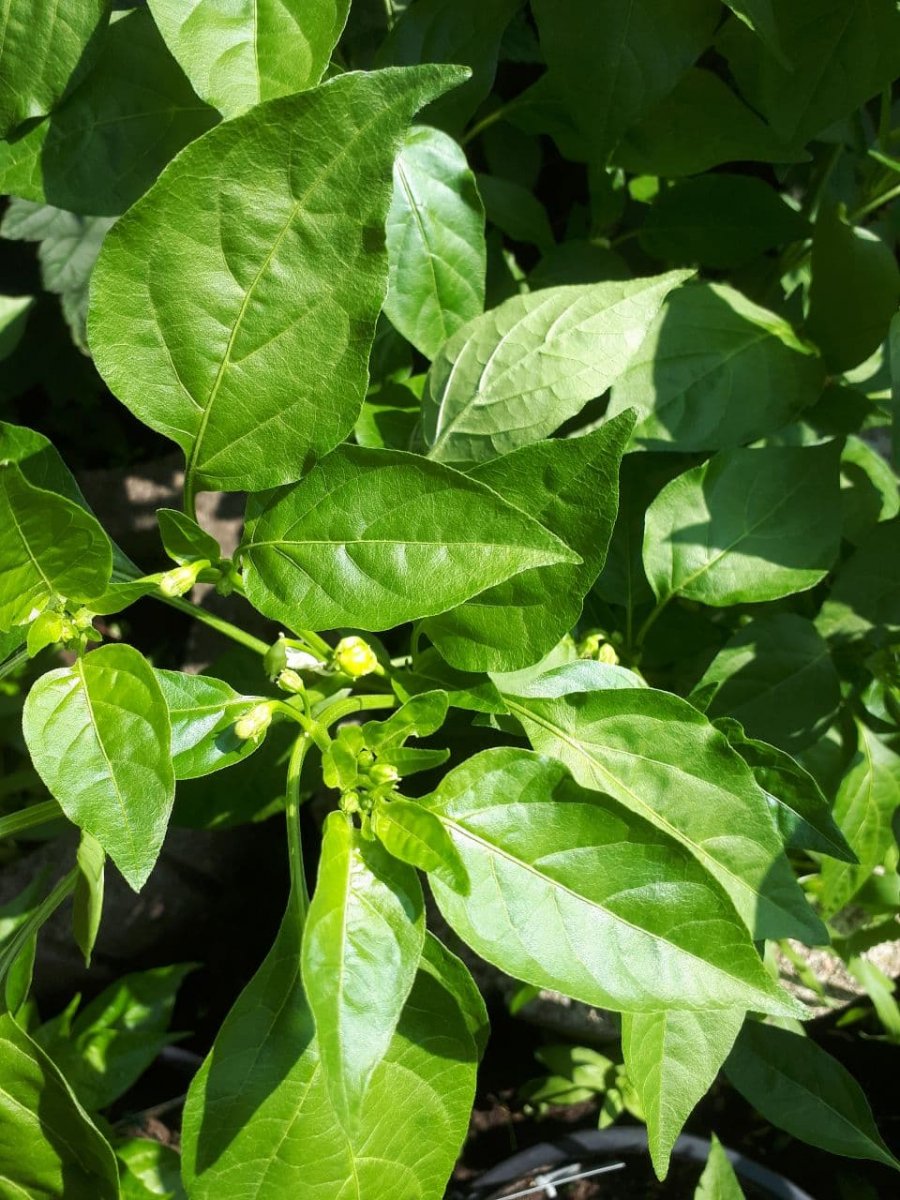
top-left (27, 602), bottom-right (101, 657)
top-left (233, 701), bottom-right (274, 743)
top-left (339, 746), bottom-right (401, 838)
top-left (158, 556), bottom-right (239, 599)
top-left (265, 632), bottom-right (384, 696)
top-left (577, 630), bottom-right (620, 665)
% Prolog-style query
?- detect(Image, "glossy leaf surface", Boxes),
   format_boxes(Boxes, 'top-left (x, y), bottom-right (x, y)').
top-left (242, 444), bottom-right (577, 632)
top-left (182, 908), bottom-right (479, 1199)
top-left (725, 1022), bottom-right (900, 1170)
top-left (608, 284), bottom-right (824, 452)
top-left (643, 442), bottom-right (842, 606)
top-left (695, 1134), bottom-right (746, 1200)
top-left (424, 273), bottom-right (688, 463)
top-left (89, 66), bottom-right (465, 494)
top-left (372, 798), bottom-right (468, 893)
top-left (302, 812), bottom-right (425, 1130)
top-left (0, 464), bottom-right (112, 631)
top-left (623, 1009), bottom-right (744, 1179)
top-left (157, 509), bottom-right (221, 566)
top-left (425, 413), bottom-right (634, 671)
top-left (23, 644), bottom-right (175, 891)
top-left (155, 669), bottom-right (264, 779)
top-left (73, 832), bottom-right (105, 967)
top-left (0, 1013), bottom-right (119, 1198)
top-left (117, 1139), bottom-right (185, 1200)
top-left (385, 125), bottom-right (486, 359)
top-left (0, 10), bottom-right (218, 217)
top-left (509, 690), bottom-right (824, 942)
top-left (146, 0), bottom-right (349, 117)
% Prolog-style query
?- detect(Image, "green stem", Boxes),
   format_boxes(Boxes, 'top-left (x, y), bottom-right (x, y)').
top-left (271, 700), bottom-right (332, 753)
top-left (156, 594), bottom-right (270, 656)
top-left (0, 867), bottom-right (78, 987)
top-left (285, 735), bottom-right (311, 926)
top-left (461, 99), bottom-right (518, 146)
top-left (849, 180), bottom-right (900, 223)
top-left (633, 595), bottom-right (671, 650)
top-left (320, 693), bottom-right (398, 729)
top-left (0, 648), bottom-right (28, 681)
top-left (0, 800), bottom-right (61, 839)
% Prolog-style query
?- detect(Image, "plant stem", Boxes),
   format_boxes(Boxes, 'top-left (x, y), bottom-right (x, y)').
top-left (0, 867), bottom-right (79, 986)
top-left (285, 735), bottom-right (311, 925)
top-left (849, 180), bottom-right (900, 223)
top-left (320, 693), bottom-right (398, 728)
top-left (0, 647), bottom-right (28, 681)
top-left (0, 800), bottom-right (62, 839)
top-left (461, 99), bottom-right (518, 146)
top-left (157, 594), bottom-right (270, 656)
top-left (633, 595), bottom-right (671, 650)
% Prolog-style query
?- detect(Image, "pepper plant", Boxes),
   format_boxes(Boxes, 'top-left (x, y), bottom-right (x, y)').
top-left (1, 0), bottom-right (900, 1196)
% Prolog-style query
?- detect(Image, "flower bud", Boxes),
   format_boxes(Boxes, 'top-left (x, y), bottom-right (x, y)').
top-left (284, 646), bottom-right (327, 672)
top-left (368, 763), bottom-right (400, 786)
top-left (597, 641), bottom-right (620, 665)
top-left (333, 636), bottom-right (381, 678)
top-left (234, 703), bottom-right (273, 742)
top-left (276, 669), bottom-right (306, 695)
top-left (159, 559), bottom-right (209, 598)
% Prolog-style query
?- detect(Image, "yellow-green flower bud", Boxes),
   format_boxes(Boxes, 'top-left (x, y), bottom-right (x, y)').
top-left (276, 669), bottom-right (306, 695)
top-left (597, 641), bottom-right (620, 665)
top-left (333, 635), bottom-right (381, 678)
top-left (368, 763), bottom-right (400, 785)
top-left (159, 559), bottom-right (209, 598)
top-left (234, 703), bottom-right (273, 742)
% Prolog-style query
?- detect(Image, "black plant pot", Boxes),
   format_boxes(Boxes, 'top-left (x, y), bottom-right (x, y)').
top-left (462, 1129), bottom-right (816, 1200)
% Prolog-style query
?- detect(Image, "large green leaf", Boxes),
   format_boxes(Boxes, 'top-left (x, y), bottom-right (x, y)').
top-left (241, 444), bottom-right (577, 632)
top-left (376, 0), bottom-right (521, 133)
top-left (639, 176), bottom-right (808, 269)
top-left (615, 70), bottom-right (805, 178)
top-left (302, 812), bottom-right (425, 1130)
top-left (385, 125), bottom-right (486, 360)
top-left (372, 798), bottom-right (468, 892)
top-left (699, 614), bottom-right (842, 755)
top-left (155, 670), bottom-right (265, 779)
top-left (88, 67), bottom-right (465, 496)
top-left (35, 964), bottom-right (192, 1111)
top-left (425, 748), bottom-right (800, 1014)
top-left (117, 1139), bottom-right (185, 1200)
top-left (0, 200), bottom-right (116, 352)
top-left (508, 690), bottom-right (825, 942)
top-left (818, 517), bottom-right (900, 642)
top-left (721, 0), bottom-right (783, 59)
top-left (718, 0), bottom-right (900, 147)
top-left (713, 717), bottom-right (854, 863)
top-left (807, 206), bottom-right (900, 374)
top-left (725, 1022), bottom-right (900, 1170)
top-left (643, 442), bottom-right (842, 606)
top-left (622, 1009), bottom-right (745, 1179)
top-left (182, 912), bottom-right (479, 1199)
top-left (424, 413), bottom-right (634, 671)
top-left (0, 1013), bottom-right (119, 1198)
top-left (0, 463), bottom-right (112, 632)
top-left (608, 284), bottom-right (824, 452)
top-left (22, 644), bottom-right (175, 891)
top-left (0, 10), bottom-right (218, 217)
top-left (0, 0), bottom-right (108, 136)
top-left (530, 0), bottom-right (719, 165)
top-left (423, 272), bottom-right (690, 463)
top-left (146, 0), bottom-right (349, 117)
top-left (819, 724), bottom-right (900, 917)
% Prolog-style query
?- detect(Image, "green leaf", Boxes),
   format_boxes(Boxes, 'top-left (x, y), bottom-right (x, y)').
top-left (699, 614), bottom-right (842, 755)
top-left (363, 691), bottom-right (449, 751)
top-left (643, 442), bottom-right (842, 606)
top-left (818, 516), bottom-right (900, 641)
top-left (302, 812), bottom-right (425, 1129)
top-left (840, 435), bottom-right (900, 546)
top-left (694, 1134), bottom-right (746, 1200)
top-left (0, 1013), bottom-right (120, 1198)
top-left (376, 0), bottom-right (521, 134)
top-left (37, 964), bottom-right (192, 1111)
top-left (373, 797), bottom-right (468, 892)
top-left (182, 904), bottom-right (479, 1199)
top-left (423, 272), bottom-right (690, 463)
top-left (721, 0), bottom-right (784, 61)
top-left (622, 1010), bottom-right (744, 1180)
top-left (73, 832), bottom-right (105, 967)
top-left (0, 10), bottom-right (218, 217)
top-left (639, 176), bottom-right (809, 269)
top-left (157, 509), bottom-right (221, 566)
top-left (88, 67), bottom-right (465, 495)
top-left (508, 689), bottom-right (825, 943)
top-left (0, 463), bottom-right (113, 632)
top-left (0, 200), bottom-right (116, 352)
top-left (385, 125), bottom-right (486, 360)
top-left (155, 669), bottom-right (265, 779)
top-left (117, 1138), bottom-right (185, 1200)
top-left (615, 69), bottom-right (806, 178)
top-left (718, 1), bottom-right (900, 147)
top-left (0, 876), bottom-right (49, 1016)
top-left (609, 284), bottom-right (824, 453)
top-left (425, 748), bottom-right (800, 1015)
top-left (725, 1022), bottom-right (900, 1170)
top-left (495, 659), bottom-right (647, 698)
top-left (475, 172), bottom-right (555, 253)
top-left (146, 0), bottom-right (349, 118)
top-left (530, 0), bottom-right (720, 165)
top-left (713, 717), bottom-right (855, 863)
top-left (392, 647), bottom-right (507, 714)
top-left (807, 207), bottom-right (900, 374)
top-left (23, 644), bottom-right (175, 891)
top-left (0, 293), bottom-right (34, 361)
top-left (241, 444), bottom-right (578, 632)
top-left (819, 724), bottom-right (900, 917)
top-left (0, 0), bottom-right (108, 136)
